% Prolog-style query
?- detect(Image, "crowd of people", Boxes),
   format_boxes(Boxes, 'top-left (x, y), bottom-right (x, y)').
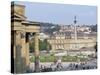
top-left (67, 62), bottom-right (97, 70)
top-left (29, 58), bottom-right (97, 72)
top-left (40, 58), bottom-right (63, 72)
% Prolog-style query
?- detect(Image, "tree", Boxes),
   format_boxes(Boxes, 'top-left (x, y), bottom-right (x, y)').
top-left (39, 39), bottom-right (47, 50)
top-left (29, 39), bottom-right (51, 53)
top-left (29, 41), bottom-right (34, 53)
top-left (91, 24), bottom-right (97, 32)
top-left (39, 39), bottom-right (51, 51)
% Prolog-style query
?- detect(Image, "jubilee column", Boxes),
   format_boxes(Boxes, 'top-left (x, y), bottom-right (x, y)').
top-left (74, 16), bottom-right (78, 50)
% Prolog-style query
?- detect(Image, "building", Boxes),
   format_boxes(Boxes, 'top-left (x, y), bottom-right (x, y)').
top-left (59, 25), bottom-right (92, 33)
top-left (47, 31), bottom-right (97, 53)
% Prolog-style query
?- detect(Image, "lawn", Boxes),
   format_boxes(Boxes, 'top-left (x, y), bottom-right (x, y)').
top-left (30, 54), bottom-right (87, 62)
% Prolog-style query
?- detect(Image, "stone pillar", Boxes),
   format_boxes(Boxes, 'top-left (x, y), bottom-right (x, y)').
top-left (26, 33), bottom-right (30, 71)
top-left (14, 31), bottom-right (22, 73)
top-left (11, 31), bottom-right (15, 73)
top-left (13, 31), bottom-right (30, 73)
top-left (13, 31), bottom-right (16, 73)
top-left (34, 33), bottom-right (40, 72)
top-left (11, 31), bottom-right (16, 61)
top-left (21, 32), bottom-right (27, 72)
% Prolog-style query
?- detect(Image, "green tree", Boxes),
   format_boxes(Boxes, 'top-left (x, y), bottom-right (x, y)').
top-left (29, 39), bottom-right (51, 53)
top-left (39, 39), bottom-right (46, 50)
top-left (39, 39), bottom-right (51, 51)
top-left (29, 41), bottom-right (34, 53)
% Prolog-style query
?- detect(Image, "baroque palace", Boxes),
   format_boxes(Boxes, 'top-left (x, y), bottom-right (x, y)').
top-left (47, 24), bottom-right (97, 53)
top-left (47, 31), bottom-right (96, 51)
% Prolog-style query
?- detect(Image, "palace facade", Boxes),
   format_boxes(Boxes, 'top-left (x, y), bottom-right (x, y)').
top-left (47, 31), bottom-right (97, 52)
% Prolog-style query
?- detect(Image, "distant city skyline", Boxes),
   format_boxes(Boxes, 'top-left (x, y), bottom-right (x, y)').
top-left (15, 1), bottom-right (97, 25)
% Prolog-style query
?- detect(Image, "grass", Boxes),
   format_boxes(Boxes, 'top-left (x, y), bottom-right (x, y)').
top-left (30, 54), bottom-right (87, 62)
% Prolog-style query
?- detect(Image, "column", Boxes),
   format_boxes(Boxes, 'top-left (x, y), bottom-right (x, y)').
top-left (26, 33), bottom-right (30, 71)
top-left (34, 33), bottom-right (40, 72)
top-left (74, 16), bottom-right (78, 50)
top-left (14, 31), bottom-right (22, 73)
top-left (13, 31), bottom-right (16, 73)
top-left (11, 31), bottom-right (15, 73)
top-left (21, 32), bottom-right (27, 72)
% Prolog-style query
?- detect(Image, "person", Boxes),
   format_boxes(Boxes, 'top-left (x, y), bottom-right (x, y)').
top-left (56, 58), bottom-right (63, 70)
top-left (50, 59), bottom-right (58, 71)
top-left (57, 58), bottom-right (62, 64)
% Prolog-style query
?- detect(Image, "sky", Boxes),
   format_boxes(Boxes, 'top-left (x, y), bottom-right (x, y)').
top-left (14, 1), bottom-right (97, 25)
